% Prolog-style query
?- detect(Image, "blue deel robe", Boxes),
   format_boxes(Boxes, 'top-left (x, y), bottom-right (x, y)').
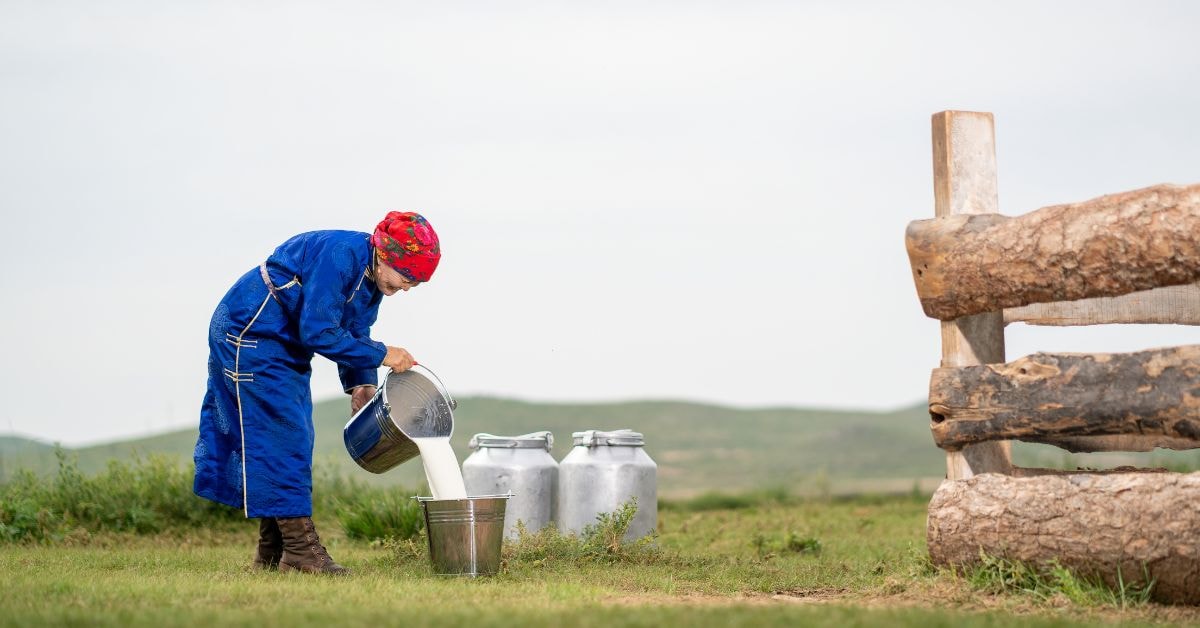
top-left (193, 230), bottom-right (387, 518)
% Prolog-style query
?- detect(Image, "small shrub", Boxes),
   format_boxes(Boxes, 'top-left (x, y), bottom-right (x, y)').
top-left (783, 532), bottom-right (821, 555)
top-left (750, 529), bottom-right (821, 559)
top-left (580, 499), bottom-right (639, 555)
top-left (502, 498), bottom-right (672, 568)
top-left (751, 532), bottom-right (769, 559)
top-left (332, 483), bottom-right (424, 541)
top-left (383, 533), bottom-right (428, 564)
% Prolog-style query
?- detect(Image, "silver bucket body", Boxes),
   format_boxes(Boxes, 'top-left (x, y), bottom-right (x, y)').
top-left (419, 495), bottom-right (511, 577)
top-left (343, 366), bottom-right (455, 474)
top-left (462, 432), bottom-right (557, 538)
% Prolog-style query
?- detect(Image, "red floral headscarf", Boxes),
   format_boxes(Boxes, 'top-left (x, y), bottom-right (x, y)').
top-left (371, 211), bottom-right (441, 282)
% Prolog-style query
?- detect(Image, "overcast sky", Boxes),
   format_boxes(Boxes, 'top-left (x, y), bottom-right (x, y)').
top-left (2, 0), bottom-right (1199, 446)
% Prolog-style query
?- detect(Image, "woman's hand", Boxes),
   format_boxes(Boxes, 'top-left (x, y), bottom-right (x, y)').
top-left (350, 385), bottom-right (376, 414)
top-left (382, 346), bottom-right (416, 373)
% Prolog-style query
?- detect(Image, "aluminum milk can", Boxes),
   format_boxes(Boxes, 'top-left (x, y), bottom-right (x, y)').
top-left (557, 429), bottom-right (657, 541)
top-left (461, 431), bottom-right (557, 538)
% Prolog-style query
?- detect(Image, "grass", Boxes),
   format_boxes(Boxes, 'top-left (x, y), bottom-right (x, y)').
top-left (2, 494), bottom-right (1192, 627)
top-left (1, 458), bottom-right (1195, 626)
top-left (964, 552), bottom-right (1156, 610)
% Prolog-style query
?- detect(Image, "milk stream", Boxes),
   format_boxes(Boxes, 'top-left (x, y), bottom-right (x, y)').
top-left (412, 436), bottom-right (468, 500)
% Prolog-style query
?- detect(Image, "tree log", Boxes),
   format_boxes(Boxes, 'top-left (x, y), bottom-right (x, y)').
top-left (929, 345), bottom-right (1200, 451)
top-left (906, 183), bottom-right (1200, 321)
top-left (927, 472), bottom-right (1200, 605)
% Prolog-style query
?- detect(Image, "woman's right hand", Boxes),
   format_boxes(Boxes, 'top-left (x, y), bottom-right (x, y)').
top-left (383, 346), bottom-right (416, 372)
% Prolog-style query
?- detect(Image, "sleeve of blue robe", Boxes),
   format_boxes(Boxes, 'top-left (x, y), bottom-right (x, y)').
top-left (338, 295), bottom-right (384, 392)
top-left (298, 250), bottom-right (388, 371)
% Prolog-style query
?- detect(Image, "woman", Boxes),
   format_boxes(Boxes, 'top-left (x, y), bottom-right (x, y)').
top-left (193, 211), bottom-right (440, 575)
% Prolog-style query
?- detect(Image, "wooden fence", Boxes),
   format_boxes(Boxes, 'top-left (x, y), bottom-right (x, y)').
top-left (904, 111), bottom-right (1200, 604)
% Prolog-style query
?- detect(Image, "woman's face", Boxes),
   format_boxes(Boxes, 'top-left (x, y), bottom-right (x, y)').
top-left (373, 258), bottom-right (420, 296)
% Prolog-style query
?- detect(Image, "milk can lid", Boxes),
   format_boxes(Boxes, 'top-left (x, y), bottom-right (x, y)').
top-left (468, 431), bottom-right (554, 451)
top-left (572, 429), bottom-right (645, 447)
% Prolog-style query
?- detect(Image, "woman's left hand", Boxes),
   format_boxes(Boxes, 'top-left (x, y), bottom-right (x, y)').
top-left (350, 385), bottom-right (377, 414)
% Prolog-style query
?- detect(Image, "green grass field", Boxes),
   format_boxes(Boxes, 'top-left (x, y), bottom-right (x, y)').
top-left (5, 398), bottom-right (1200, 626)
top-left (2, 494), bottom-right (1196, 627)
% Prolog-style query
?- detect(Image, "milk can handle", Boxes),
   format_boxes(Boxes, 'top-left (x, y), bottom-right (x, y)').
top-left (469, 433), bottom-right (518, 449)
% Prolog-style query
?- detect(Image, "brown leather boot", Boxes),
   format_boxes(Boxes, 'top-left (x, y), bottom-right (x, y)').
top-left (277, 516), bottom-right (350, 575)
top-left (252, 517), bottom-right (283, 570)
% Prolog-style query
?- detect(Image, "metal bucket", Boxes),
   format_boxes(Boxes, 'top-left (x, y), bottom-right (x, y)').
top-left (343, 365), bottom-right (456, 474)
top-left (418, 495), bottom-right (511, 577)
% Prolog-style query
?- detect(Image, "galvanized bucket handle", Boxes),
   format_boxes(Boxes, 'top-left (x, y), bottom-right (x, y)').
top-left (414, 364), bottom-right (457, 411)
top-left (380, 363), bottom-right (457, 410)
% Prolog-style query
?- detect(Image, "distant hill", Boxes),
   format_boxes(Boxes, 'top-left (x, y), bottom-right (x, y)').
top-left (0, 435), bottom-right (58, 482)
top-left (4, 397), bottom-right (1197, 496)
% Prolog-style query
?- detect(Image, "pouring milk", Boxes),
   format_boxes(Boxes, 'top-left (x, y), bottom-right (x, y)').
top-left (412, 436), bottom-right (468, 500)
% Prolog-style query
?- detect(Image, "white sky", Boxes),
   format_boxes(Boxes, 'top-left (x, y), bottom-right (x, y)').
top-left (2, 0), bottom-right (1199, 446)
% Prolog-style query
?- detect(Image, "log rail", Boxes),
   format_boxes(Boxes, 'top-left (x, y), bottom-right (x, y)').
top-left (906, 183), bottom-right (1200, 322)
top-left (928, 345), bottom-right (1200, 452)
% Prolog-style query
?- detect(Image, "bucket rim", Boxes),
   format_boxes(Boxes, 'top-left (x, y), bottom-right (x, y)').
top-left (413, 492), bottom-right (514, 502)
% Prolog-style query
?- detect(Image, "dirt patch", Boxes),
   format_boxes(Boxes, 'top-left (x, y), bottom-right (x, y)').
top-left (753, 587), bottom-right (848, 604)
top-left (601, 593), bottom-right (745, 607)
top-left (602, 585), bottom-right (1200, 623)
top-left (602, 588), bottom-right (850, 608)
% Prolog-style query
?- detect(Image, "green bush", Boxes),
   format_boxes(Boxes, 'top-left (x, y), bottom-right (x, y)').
top-left (329, 480), bottom-right (424, 541)
top-left (783, 531), bottom-right (821, 555)
top-left (0, 449), bottom-right (243, 542)
top-left (0, 450), bottom-right (429, 543)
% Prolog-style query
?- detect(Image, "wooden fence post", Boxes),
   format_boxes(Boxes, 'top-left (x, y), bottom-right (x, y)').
top-left (930, 110), bottom-right (1013, 479)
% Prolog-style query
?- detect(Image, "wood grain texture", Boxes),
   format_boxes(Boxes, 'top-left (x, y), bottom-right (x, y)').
top-left (907, 183), bottom-right (1200, 321)
top-left (927, 472), bottom-right (1200, 604)
top-left (926, 110), bottom-right (1012, 480)
top-left (928, 345), bottom-right (1200, 451)
top-left (930, 110), bottom-right (1012, 478)
top-left (1004, 282), bottom-right (1200, 326)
